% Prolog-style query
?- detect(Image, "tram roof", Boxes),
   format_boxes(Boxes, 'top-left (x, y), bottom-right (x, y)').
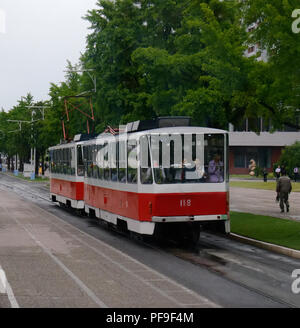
top-left (91, 126), bottom-right (228, 141)
top-left (49, 126), bottom-right (227, 149)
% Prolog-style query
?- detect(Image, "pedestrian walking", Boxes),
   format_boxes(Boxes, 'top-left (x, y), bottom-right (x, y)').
top-left (275, 165), bottom-right (281, 179)
top-left (263, 168), bottom-right (268, 182)
top-left (294, 167), bottom-right (299, 182)
top-left (276, 171), bottom-right (292, 213)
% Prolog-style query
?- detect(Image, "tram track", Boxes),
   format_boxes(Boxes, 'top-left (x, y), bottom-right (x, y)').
top-left (0, 175), bottom-right (299, 308)
top-left (157, 243), bottom-right (298, 308)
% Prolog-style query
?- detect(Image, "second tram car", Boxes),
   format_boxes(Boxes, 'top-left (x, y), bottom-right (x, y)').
top-left (49, 135), bottom-right (91, 210)
top-left (49, 117), bottom-right (230, 242)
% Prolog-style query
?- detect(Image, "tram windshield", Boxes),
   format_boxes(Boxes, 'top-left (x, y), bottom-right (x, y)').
top-left (141, 133), bottom-right (226, 184)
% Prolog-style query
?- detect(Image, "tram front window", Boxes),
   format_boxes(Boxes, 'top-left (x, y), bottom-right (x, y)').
top-left (149, 133), bottom-right (225, 184)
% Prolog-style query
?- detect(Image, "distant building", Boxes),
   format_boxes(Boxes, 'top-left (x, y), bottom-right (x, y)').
top-left (228, 19), bottom-right (300, 174)
top-left (228, 120), bottom-right (300, 174)
top-left (244, 22), bottom-right (268, 62)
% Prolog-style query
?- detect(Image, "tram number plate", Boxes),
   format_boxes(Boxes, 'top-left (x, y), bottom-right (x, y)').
top-left (180, 199), bottom-right (192, 207)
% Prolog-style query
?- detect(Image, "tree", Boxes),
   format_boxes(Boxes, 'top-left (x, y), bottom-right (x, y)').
top-left (277, 142), bottom-right (300, 177)
top-left (241, 0), bottom-right (300, 130)
top-left (132, 0), bottom-right (252, 129)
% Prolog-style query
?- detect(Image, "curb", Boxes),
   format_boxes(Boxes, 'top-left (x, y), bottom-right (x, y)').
top-left (230, 233), bottom-right (300, 259)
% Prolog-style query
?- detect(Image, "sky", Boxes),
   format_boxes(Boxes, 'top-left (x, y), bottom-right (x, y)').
top-left (0, 0), bottom-right (98, 111)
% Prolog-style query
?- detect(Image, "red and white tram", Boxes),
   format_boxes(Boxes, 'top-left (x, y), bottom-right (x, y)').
top-left (49, 135), bottom-right (89, 210)
top-left (49, 117), bottom-right (230, 242)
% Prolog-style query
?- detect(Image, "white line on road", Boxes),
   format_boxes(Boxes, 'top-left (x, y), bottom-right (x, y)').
top-left (34, 203), bottom-right (219, 308)
top-left (3, 208), bottom-right (108, 309)
top-left (0, 266), bottom-right (19, 308)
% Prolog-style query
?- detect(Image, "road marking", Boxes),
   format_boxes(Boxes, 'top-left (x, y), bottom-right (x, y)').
top-left (33, 204), bottom-right (219, 308)
top-left (3, 208), bottom-right (108, 309)
top-left (0, 182), bottom-right (218, 308)
top-left (0, 266), bottom-right (19, 308)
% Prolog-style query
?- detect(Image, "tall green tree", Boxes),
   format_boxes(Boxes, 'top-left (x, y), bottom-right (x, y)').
top-left (132, 0), bottom-right (251, 128)
top-left (242, 0), bottom-right (300, 130)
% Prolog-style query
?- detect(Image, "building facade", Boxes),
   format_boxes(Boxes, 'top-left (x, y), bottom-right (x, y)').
top-left (229, 120), bottom-right (300, 174)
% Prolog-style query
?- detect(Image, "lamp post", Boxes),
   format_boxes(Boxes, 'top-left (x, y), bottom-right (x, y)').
top-left (7, 104), bottom-right (50, 179)
top-left (25, 105), bottom-right (51, 179)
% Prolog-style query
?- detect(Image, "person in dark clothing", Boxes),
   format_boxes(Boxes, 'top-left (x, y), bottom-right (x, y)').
top-left (263, 168), bottom-right (268, 182)
top-left (276, 171), bottom-right (292, 213)
top-left (294, 167), bottom-right (299, 182)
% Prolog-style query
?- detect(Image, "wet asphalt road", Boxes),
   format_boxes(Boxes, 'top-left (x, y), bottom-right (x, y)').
top-left (0, 173), bottom-right (300, 308)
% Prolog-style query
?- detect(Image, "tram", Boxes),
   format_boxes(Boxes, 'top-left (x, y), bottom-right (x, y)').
top-left (49, 117), bottom-right (230, 242)
top-left (49, 134), bottom-right (90, 210)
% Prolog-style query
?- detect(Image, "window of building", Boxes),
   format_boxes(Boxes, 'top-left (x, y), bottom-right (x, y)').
top-left (233, 147), bottom-right (271, 169)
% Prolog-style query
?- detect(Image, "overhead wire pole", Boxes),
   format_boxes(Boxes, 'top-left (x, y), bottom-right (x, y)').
top-left (25, 105), bottom-right (51, 179)
top-left (7, 105), bottom-right (51, 179)
top-left (6, 119), bottom-right (32, 174)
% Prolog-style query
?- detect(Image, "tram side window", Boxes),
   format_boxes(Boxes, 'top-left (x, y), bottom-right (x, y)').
top-left (140, 136), bottom-right (153, 184)
top-left (205, 134), bottom-right (225, 183)
top-left (77, 145), bottom-right (84, 176)
top-left (103, 142), bottom-right (110, 181)
top-left (70, 148), bottom-right (74, 175)
top-left (67, 148), bottom-right (71, 175)
top-left (151, 134), bottom-right (206, 184)
top-left (110, 142), bottom-right (118, 182)
top-left (92, 145), bottom-right (99, 179)
top-left (83, 145), bottom-right (90, 178)
top-left (127, 139), bottom-right (138, 184)
top-left (56, 150), bottom-right (59, 174)
top-left (97, 144), bottom-right (104, 180)
top-left (87, 145), bottom-right (93, 178)
top-left (118, 141), bottom-right (126, 183)
top-left (62, 148), bottom-right (67, 174)
top-left (50, 150), bottom-right (54, 173)
top-left (66, 148), bottom-right (69, 175)
top-left (58, 149), bottom-right (62, 174)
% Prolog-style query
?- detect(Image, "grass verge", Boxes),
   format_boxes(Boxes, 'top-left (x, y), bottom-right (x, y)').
top-left (230, 211), bottom-right (300, 250)
top-left (230, 180), bottom-right (300, 192)
top-left (6, 172), bottom-right (49, 182)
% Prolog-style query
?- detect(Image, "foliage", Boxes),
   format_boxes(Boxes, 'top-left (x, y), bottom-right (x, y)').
top-left (277, 141), bottom-right (300, 177)
top-left (1, 0), bottom-right (300, 167)
top-left (241, 0), bottom-right (300, 130)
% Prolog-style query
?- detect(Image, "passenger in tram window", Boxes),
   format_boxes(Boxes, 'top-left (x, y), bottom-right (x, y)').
top-left (208, 153), bottom-right (224, 183)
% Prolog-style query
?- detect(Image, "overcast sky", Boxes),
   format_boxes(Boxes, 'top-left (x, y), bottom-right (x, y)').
top-left (0, 0), bottom-right (97, 111)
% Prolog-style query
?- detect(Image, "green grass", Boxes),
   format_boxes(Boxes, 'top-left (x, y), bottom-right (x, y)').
top-left (6, 172), bottom-right (49, 182)
top-left (230, 212), bottom-right (300, 250)
top-left (230, 180), bottom-right (300, 192)
top-left (230, 174), bottom-right (274, 179)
